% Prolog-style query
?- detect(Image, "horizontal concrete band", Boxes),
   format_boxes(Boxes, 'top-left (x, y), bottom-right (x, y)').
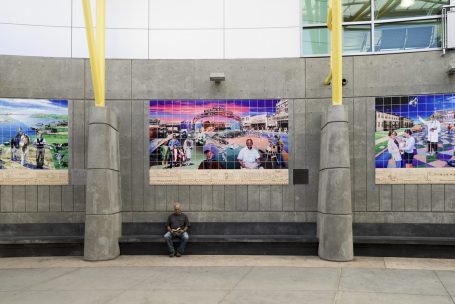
top-left (85, 168), bottom-right (119, 172)
top-left (85, 211), bottom-right (122, 217)
top-left (88, 107), bottom-right (119, 131)
top-left (320, 120), bottom-right (350, 131)
top-left (87, 122), bottom-right (119, 132)
top-left (319, 166), bottom-right (350, 170)
top-left (122, 223), bottom-right (455, 239)
top-left (318, 211), bottom-right (352, 216)
top-left (4, 223), bottom-right (455, 238)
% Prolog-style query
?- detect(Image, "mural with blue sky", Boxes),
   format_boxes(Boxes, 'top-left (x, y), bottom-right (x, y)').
top-left (0, 98), bottom-right (68, 171)
top-left (375, 93), bottom-right (455, 170)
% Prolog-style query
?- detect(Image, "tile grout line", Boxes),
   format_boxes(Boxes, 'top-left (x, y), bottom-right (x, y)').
top-left (333, 267), bottom-right (343, 304)
top-left (434, 270), bottom-right (455, 304)
top-left (217, 266), bottom-right (253, 304)
top-left (99, 289), bottom-right (129, 304)
top-left (24, 268), bottom-right (80, 292)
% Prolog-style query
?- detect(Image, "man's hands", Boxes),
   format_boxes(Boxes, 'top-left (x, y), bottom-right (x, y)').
top-left (171, 227), bottom-right (182, 234)
top-left (171, 227), bottom-right (187, 235)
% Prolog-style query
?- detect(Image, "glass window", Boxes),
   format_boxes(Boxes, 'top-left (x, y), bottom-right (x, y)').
top-left (302, 27), bottom-right (330, 55)
top-left (374, 0), bottom-right (449, 20)
top-left (374, 19), bottom-right (441, 51)
top-left (343, 0), bottom-right (371, 22)
top-left (301, 0), bottom-right (446, 55)
top-left (343, 25), bottom-right (371, 53)
top-left (303, 0), bottom-right (328, 24)
top-left (303, 0), bottom-right (372, 23)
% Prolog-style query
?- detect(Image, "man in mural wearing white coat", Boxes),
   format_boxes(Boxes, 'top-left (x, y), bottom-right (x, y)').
top-left (418, 115), bottom-right (441, 157)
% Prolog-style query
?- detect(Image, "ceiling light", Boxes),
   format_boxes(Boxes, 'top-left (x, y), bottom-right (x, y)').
top-left (400, 0), bottom-right (415, 8)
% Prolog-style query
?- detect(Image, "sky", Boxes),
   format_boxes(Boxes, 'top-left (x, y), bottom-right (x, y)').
top-left (375, 94), bottom-right (455, 122)
top-left (0, 99), bottom-right (68, 115)
top-left (150, 99), bottom-right (280, 123)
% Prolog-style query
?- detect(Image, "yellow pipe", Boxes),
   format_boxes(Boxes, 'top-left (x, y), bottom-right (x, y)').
top-left (331, 0), bottom-right (342, 106)
top-left (82, 0), bottom-right (105, 107)
top-left (96, 0), bottom-right (105, 106)
top-left (324, 71), bottom-right (332, 85)
top-left (326, 3), bottom-right (332, 31)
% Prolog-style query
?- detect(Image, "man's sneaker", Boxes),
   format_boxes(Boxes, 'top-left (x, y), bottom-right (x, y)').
top-left (169, 252), bottom-right (175, 257)
top-left (175, 252), bottom-right (182, 257)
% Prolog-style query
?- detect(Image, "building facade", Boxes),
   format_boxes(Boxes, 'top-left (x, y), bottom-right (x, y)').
top-left (0, 0), bottom-right (455, 256)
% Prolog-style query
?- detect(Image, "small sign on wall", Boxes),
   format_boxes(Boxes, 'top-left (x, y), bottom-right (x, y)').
top-left (0, 98), bottom-right (69, 185)
top-left (149, 99), bottom-right (289, 185)
top-left (375, 93), bottom-right (455, 184)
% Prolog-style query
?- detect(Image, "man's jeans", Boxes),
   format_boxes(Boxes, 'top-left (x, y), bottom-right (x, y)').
top-left (164, 231), bottom-right (189, 254)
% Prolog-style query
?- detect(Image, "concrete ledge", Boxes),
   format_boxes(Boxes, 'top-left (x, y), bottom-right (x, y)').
top-left (120, 235), bottom-right (318, 243)
top-left (2, 223), bottom-right (455, 257)
top-left (0, 236), bottom-right (83, 244)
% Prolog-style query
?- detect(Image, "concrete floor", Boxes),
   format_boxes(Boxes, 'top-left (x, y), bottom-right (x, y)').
top-left (1, 255), bottom-right (455, 304)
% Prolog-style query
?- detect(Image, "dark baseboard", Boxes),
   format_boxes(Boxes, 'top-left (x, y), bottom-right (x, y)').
top-left (2, 222), bottom-right (455, 258)
top-left (0, 243), bottom-right (83, 257)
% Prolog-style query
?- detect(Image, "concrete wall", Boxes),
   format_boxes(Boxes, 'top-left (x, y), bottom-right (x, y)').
top-left (1, 51), bottom-right (455, 225)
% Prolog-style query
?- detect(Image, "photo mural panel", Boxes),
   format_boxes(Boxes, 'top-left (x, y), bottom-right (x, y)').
top-left (0, 98), bottom-right (69, 185)
top-left (149, 99), bottom-right (289, 185)
top-left (375, 93), bottom-right (455, 184)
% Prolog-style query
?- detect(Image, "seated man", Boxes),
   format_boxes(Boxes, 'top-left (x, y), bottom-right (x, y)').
top-left (237, 138), bottom-right (261, 169)
top-left (164, 202), bottom-right (190, 257)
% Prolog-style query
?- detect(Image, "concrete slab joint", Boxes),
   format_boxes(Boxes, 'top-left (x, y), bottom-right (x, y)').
top-left (317, 105), bottom-right (353, 262)
top-left (84, 106), bottom-right (122, 261)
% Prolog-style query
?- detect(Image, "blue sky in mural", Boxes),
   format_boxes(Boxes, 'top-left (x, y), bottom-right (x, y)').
top-left (375, 94), bottom-right (455, 122)
top-left (0, 99), bottom-right (68, 115)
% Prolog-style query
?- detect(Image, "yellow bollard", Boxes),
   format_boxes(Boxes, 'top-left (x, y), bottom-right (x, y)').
top-left (96, 0), bottom-right (105, 105)
top-left (82, 0), bottom-right (105, 107)
top-left (325, 0), bottom-right (342, 106)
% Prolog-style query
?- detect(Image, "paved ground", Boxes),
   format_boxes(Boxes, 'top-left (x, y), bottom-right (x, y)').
top-left (1, 255), bottom-right (455, 304)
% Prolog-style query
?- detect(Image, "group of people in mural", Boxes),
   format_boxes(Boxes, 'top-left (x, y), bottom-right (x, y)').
top-left (387, 115), bottom-right (442, 168)
top-left (157, 131), bottom-right (287, 170)
top-left (3, 127), bottom-right (47, 169)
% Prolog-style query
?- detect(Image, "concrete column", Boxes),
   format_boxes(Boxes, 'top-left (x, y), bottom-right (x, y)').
top-left (317, 105), bottom-right (353, 261)
top-left (84, 106), bottom-right (122, 261)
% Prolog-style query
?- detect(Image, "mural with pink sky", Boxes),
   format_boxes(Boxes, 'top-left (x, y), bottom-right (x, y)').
top-left (149, 99), bottom-right (289, 171)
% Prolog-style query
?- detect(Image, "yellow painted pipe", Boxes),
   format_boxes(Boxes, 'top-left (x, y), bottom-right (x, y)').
top-left (331, 0), bottom-right (342, 106)
top-left (324, 71), bottom-right (332, 85)
top-left (82, 0), bottom-right (105, 107)
top-left (96, 0), bottom-right (105, 105)
top-left (326, 4), bottom-right (332, 31)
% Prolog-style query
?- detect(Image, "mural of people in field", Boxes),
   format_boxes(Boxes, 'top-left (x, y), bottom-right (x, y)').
top-left (149, 99), bottom-right (289, 171)
top-left (375, 94), bottom-right (455, 169)
top-left (0, 99), bottom-right (69, 171)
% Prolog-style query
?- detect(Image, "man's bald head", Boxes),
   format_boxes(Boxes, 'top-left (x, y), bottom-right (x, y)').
top-left (174, 203), bottom-right (182, 214)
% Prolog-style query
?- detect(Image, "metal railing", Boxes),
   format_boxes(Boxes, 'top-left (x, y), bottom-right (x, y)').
top-left (442, 4), bottom-right (455, 55)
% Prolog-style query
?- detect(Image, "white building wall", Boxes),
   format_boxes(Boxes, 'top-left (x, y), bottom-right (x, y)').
top-left (0, 0), bottom-right (301, 59)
